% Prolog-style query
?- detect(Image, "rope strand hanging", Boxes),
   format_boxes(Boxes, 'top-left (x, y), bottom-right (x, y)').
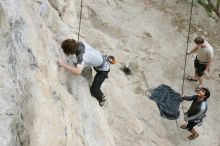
top-left (78, 0), bottom-right (83, 42)
top-left (176, 0), bottom-right (194, 126)
top-left (182, 0), bottom-right (194, 95)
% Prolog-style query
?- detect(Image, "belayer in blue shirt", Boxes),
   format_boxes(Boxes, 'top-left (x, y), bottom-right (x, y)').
top-left (181, 87), bottom-right (210, 140)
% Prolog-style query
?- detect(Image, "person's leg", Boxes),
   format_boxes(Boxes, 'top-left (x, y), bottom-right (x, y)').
top-left (197, 76), bottom-right (203, 87)
top-left (188, 128), bottom-right (199, 140)
top-left (194, 72), bottom-right (198, 80)
top-left (196, 64), bottom-right (206, 88)
top-left (186, 121), bottom-right (199, 140)
top-left (194, 59), bottom-right (199, 80)
top-left (194, 59), bottom-right (206, 88)
top-left (195, 71), bottom-right (203, 87)
top-left (90, 70), bottom-right (109, 102)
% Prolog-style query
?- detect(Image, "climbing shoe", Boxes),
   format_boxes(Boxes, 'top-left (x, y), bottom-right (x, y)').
top-left (99, 99), bottom-right (106, 107)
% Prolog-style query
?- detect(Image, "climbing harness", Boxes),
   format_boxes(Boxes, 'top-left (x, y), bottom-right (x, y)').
top-left (78, 0), bottom-right (83, 42)
top-left (197, 114), bottom-right (206, 126)
top-left (95, 55), bottom-right (108, 70)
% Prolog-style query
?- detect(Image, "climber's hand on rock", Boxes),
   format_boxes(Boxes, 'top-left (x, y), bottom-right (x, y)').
top-left (57, 60), bottom-right (65, 67)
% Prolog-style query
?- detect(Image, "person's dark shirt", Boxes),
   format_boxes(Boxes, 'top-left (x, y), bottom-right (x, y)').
top-left (182, 95), bottom-right (208, 122)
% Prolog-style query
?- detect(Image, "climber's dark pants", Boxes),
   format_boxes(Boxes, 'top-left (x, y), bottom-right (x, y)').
top-left (90, 69), bottom-right (109, 102)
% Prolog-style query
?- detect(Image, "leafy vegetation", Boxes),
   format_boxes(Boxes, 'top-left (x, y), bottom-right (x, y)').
top-left (197, 0), bottom-right (220, 18)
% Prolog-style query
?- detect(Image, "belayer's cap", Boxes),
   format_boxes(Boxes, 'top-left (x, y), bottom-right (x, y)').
top-left (107, 55), bottom-right (116, 64)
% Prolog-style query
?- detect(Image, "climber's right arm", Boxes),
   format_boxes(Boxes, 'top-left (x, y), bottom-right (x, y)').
top-left (57, 60), bottom-right (84, 75)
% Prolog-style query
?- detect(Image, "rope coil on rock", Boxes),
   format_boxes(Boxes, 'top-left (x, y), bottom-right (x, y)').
top-left (146, 84), bottom-right (182, 120)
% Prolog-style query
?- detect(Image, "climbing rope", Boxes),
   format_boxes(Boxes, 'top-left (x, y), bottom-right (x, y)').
top-left (176, 0), bottom-right (194, 127)
top-left (182, 0), bottom-right (194, 95)
top-left (75, 0), bottom-right (84, 100)
top-left (180, 0), bottom-right (194, 114)
top-left (78, 0), bottom-right (83, 42)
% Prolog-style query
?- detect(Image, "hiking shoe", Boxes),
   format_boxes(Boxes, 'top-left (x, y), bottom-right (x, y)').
top-left (186, 76), bottom-right (198, 81)
top-left (180, 124), bottom-right (187, 129)
top-left (99, 99), bottom-right (106, 107)
top-left (188, 133), bottom-right (199, 140)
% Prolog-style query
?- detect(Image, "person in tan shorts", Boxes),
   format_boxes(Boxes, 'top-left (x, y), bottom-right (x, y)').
top-left (187, 37), bottom-right (214, 90)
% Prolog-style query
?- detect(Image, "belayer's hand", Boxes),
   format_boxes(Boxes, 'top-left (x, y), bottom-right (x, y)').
top-left (57, 60), bottom-right (65, 67)
top-left (180, 94), bottom-right (184, 102)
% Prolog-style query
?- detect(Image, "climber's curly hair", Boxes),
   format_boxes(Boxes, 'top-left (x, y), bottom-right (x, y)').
top-left (61, 39), bottom-right (79, 55)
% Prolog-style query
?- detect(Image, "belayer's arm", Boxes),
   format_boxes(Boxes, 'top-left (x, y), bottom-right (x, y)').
top-left (182, 95), bottom-right (195, 101)
top-left (187, 46), bottom-right (199, 55)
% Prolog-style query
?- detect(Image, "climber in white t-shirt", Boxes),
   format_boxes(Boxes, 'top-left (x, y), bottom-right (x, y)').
top-left (57, 39), bottom-right (116, 106)
top-left (187, 37), bottom-right (214, 90)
